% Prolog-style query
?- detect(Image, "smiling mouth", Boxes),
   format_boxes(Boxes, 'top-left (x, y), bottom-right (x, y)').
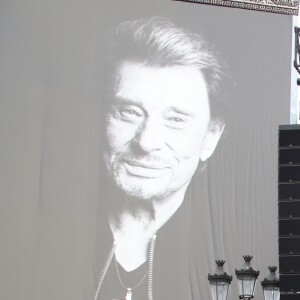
top-left (123, 160), bottom-right (169, 178)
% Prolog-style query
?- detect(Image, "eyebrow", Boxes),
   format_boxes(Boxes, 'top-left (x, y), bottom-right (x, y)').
top-left (165, 107), bottom-right (194, 117)
top-left (111, 96), bottom-right (146, 113)
top-left (112, 96), bottom-right (195, 117)
top-left (112, 96), bottom-right (141, 106)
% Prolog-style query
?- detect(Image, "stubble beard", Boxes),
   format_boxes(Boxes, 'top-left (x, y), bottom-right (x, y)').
top-left (107, 155), bottom-right (176, 201)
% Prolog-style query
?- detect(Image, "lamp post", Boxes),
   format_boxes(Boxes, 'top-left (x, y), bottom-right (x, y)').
top-left (294, 26), bottom-right (300, 85)
top-left (235, 255), bottom-right (260, 300)
top-left (208, 260), bottom-right (233, 300)
top-left (261, 266), bottom-right (280, 300)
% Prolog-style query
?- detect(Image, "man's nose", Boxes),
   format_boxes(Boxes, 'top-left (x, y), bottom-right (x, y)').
top-left (133, 117), bottom-right (164, 153)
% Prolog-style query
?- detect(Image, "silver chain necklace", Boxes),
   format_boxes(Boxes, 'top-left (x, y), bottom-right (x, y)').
top-left (114, 254), bottom-right (148, 300)
top-left (94, 234), bottom-right (156, 300)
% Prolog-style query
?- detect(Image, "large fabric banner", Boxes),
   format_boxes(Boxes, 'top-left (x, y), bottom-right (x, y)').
top-left (0, 1), bottom-right (292, 300)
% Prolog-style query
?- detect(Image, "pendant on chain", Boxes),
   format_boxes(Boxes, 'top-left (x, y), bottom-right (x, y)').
top-left (125, 288), bottom-right (132, 300)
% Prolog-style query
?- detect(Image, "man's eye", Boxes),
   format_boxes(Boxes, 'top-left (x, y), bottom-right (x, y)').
top-left (165, 116), bottom-right (189, 129)
top-left (120, 108), bottom-right (140, 117)
top-left (113, 106), bottom-right (143, 122)
top-left (168, 117), bottom-right (185, 123)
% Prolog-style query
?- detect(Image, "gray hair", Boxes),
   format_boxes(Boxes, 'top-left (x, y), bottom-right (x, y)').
top-left (107, 17), bottom-right (230, 122)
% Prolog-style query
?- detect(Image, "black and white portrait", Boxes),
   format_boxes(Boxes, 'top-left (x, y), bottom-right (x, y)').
top-left (95, 17), bottom-right (227, 300)
top-left (0, 1), bottom-right (292, 300)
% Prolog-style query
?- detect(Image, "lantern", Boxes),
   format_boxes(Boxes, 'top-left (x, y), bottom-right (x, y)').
top-left (235, 255), bottom-right (259, 299)
top-left (208, 260), bottom-right (233, 300)
top-left (261, 266), bottom-right (280, 300)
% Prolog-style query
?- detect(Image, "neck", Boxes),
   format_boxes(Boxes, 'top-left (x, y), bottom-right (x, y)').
top-left (108, 183), bottom-right (188, 271)
top-left (109, 183), bottom-right (188, 238)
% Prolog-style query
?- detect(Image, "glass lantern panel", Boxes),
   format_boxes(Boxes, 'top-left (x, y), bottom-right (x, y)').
top-left (237, 278), bottom-right (256, 298)
top-left (211, 282), bottom-right (230, 300)
top-left (263, 288), bottom-right (280, 300)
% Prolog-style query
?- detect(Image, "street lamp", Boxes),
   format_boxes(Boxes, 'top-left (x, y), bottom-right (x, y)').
top-left (294, 27), bottom-right (300, 85)
top-left (235, 255), bottom-right (260, 299)
top-left (261, 266), bottom-right (280, 300)
top-left (208, 260), bottom-right (233, 300)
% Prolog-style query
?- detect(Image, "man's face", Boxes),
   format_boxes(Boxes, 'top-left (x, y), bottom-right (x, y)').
top-left (104, 61), bottom-right (215, 200)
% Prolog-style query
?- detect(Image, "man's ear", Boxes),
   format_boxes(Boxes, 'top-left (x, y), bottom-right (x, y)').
top-left (199, 122), bottom-right (225, 162)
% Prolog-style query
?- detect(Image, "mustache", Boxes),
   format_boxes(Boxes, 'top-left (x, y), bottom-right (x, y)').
top-left (116, 153), bottom-right (174, 167)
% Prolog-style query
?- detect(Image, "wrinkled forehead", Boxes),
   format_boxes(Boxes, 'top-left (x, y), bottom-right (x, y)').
top-left (117, 60), bottom-right (208, 93)
top-left (109, 59), bottom-right (208, 88)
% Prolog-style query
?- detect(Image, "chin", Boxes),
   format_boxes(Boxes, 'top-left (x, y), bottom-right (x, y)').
top-left (112, 174), bottom-right (172, 201)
